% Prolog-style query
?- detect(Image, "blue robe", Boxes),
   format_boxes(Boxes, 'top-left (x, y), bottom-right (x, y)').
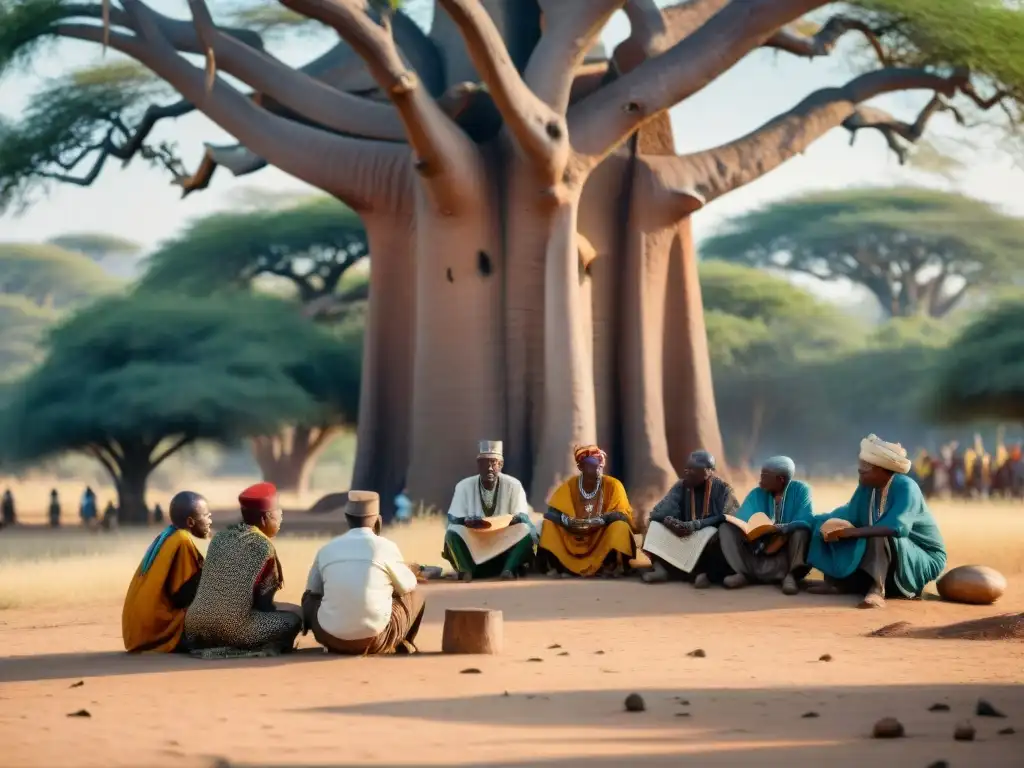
top-left (808, 474), bottom-right (946, 597)
top-left (734, 480), bottom-right (814, 530)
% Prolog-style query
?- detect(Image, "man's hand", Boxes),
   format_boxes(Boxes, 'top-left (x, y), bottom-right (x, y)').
top-left (822, 528), bottom-right (844, 543)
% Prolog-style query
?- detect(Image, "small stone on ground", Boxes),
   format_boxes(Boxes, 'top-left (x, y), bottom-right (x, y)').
top-left (872, 717), bottom-right (905, 739)
top-left (818, 654), bottom-right (832, 662)
top-left (459, 668), bottom-right (481, 674)
top-left (976, 698), bottom-right (1006, 718)
top-left (624, 693), bottom-right (645, 712)
top-left (66, 710), bottom-right (91, 718)
top-left (954, 720), bottom-right (975, 741)
top-left (928, 703), bottom-right (951, 712)
top-left (687, 648), bottom-right (706, 658)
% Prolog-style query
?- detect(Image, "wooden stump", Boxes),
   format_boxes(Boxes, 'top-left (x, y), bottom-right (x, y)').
top-left (442, 609), bottom-right (503, 655)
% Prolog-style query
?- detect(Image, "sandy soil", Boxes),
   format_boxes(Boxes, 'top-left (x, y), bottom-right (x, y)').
top-left (1, 577), bottom-right (1021, 768)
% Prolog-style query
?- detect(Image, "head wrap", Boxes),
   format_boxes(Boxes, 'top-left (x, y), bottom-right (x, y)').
top-left (573, 444), bottom-right (606, 466)
top-left (859, 434), bottom-right (912, 475)
top-left (762, 455), bottom-right (795, 480)
top-left (239, 482), bottom-right (279, 513)
top-left (478, 440), bottom-right (503, 459)
top-left (686, 450), bottom-right (716, 471)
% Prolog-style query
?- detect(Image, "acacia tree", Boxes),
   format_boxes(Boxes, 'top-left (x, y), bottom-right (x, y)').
top-left (139, 196), bottom-right (369, 491)
top-left (0, 293), bottom-right (361, 522)
top-left (931, 299), bottom-right (1024, 424)
top-left (703, 188), bottom-right (1024, 319)
top-left (1, 0), bottom-right (1021, 523)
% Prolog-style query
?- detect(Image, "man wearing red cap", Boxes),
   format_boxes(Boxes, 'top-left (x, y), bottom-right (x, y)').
top-left (183, 482), bottom-right (303, 655)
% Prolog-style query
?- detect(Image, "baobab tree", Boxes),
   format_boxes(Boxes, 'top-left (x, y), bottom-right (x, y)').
top-left (0, 0), bottom-right (1020, 524)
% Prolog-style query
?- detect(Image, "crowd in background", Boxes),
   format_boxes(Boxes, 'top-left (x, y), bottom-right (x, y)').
top-left (912, 438), bottom-right (1024, 500)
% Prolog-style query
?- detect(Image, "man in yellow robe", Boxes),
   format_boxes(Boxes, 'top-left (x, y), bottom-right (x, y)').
top-left (537, 445), bottom-right (636, 577)
top-left (121, 491), bottom-right (212, 653)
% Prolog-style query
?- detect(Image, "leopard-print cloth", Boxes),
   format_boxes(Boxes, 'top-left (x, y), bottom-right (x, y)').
top-left (184, 523), bottom-right (301, 651)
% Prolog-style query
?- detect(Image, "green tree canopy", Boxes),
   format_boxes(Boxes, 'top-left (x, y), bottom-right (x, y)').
top-left (0, 242), bottom-right (118, 307)
top-left (139, 197), bottom-right (369, 304)
top-left (0, 292), bottom-right (362, 521)
top-left (700, 261), bottom-right (860, 371)
top-left (0, 292), bottom-right (57, 379)
top-left (702, 188), bottom-right (1024, 318)
top-left (47, 232), bottom-right (142, 258)
top-left (930, 299), bottom-right (1024, 423)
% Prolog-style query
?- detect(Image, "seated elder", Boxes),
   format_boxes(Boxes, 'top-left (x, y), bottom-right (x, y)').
top-left (807, 434), bottom-right (947, 609)
top-left (183, 482), bottom-right (302, 653)
top-left (121, 491), bottom-right (212, 652)
top-left (302, 491), bottom-right (426, 655)
top-left (641, 450), bottom-right (739, 588)
top-left (718, 456), bottom-right (814, 595)
top-left (444, 440), bottom-right (537, 582)
top-left (537, 445), bottom-right (635, 577)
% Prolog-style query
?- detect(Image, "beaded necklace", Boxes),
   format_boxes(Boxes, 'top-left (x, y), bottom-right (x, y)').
top-left (578, 473), bottom-right (603, 516)
top-left (478, 476), bottom-right (499, 517)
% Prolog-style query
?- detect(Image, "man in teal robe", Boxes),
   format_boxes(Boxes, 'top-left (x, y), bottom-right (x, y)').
top-left (808, 434), bottom-right (947, 609)
top-left (719, 456), bottom-right (814, 595)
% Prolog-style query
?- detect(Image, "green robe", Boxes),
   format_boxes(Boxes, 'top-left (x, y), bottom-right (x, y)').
top-left (735, 480), bottom-right (814, 530)
top-left (808, 474), bottom-right (946, 597)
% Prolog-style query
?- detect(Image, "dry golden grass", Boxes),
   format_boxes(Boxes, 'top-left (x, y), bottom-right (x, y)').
top-left (0, 476), bottom-right (1021, 612)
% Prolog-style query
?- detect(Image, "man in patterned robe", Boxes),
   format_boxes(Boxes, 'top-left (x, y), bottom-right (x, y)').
top-left (184, 482), bottom-right (302, 655)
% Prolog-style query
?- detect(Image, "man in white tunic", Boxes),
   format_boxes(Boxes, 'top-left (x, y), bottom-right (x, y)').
top-left (443, 440), bottom-right (537, 582)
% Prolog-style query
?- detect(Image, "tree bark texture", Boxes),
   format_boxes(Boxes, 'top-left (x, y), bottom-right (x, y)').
top-left (252, 426), bottom-right (338, 495)
top-left (44, 0), bottom-right (880, 521)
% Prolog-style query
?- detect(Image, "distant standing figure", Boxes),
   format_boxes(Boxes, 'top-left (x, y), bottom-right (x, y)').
top-left (80, 486), bottom-right (97, 527)
top-left (153, 504), bottom-right (165, 524)
top-left (48, 489), bottom-right (61, 527)
top-left (102, 501), bottom-right (118, 530)
top-left (1, 489), bottom-right (15, 526)
top-left (394, 489), bottom-right (412, 524)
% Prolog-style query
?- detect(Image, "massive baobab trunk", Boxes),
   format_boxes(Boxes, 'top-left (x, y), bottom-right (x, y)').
top-left (37, 0), bottom-right (969, 521)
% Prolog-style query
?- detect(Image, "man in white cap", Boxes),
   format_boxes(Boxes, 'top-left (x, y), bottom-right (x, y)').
top-left (302, 491), bottom-right (426, 654)
top-left (718, 456), bottom-right (815, 595)
top-left (443, 440), bottom-right (536, 581)
top-left (806, 435), bottom-right (947, 609)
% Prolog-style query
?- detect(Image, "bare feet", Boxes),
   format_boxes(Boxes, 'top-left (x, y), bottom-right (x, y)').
top-left (781, 574), bottom-right (799, 596)
top-left (723, 573), bottom-right (748, 590)
top-left (500, 569), bottom-right (515, 581)
top-left (694, 573), bottom-right (711, 589)
top-left (641, 562), bottom-right (669, 584)
top-left (858, 589), bottom-right (886, 609)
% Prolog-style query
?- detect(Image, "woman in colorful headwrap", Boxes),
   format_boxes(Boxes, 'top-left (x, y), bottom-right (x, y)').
top-left (537, 445), bottom-right (636, 577)
top-left (807, 434), bottom-right (946, 609)
top-left (121, 491), bottom-right (211, 653)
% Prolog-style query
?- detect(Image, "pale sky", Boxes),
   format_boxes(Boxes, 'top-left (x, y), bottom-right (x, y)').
top-left (1, 0), bottom-right (1021, 281)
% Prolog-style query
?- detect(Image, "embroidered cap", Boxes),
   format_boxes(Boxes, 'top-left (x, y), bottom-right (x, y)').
top-left (478, 440), bottom-right (503, 459)
top-left (345, 490), bottom-right (381, 518)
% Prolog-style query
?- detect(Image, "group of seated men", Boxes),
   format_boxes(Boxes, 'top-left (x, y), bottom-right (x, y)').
top-left (121, 433), bottom-right (947, 656)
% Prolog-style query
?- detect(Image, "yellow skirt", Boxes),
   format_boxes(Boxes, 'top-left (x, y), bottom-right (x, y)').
top-left (538, 519), bottom-right (636, 576)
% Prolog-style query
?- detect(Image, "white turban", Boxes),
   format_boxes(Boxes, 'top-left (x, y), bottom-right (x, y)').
top-left (859, 434), bottom-right (912, 475)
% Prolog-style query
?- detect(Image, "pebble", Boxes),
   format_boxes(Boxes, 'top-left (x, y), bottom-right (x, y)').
top-left (547, 644), bottom-right (561, 649)
top-left (872, 717), bottom-right (905, 739)
top-left (459, 668), bottom-right (482, 674)
top-left (66, 710), bottom-right (91, 718)
top-left (928, 703), bottom-right (951, 712)
top-left (954, 720), bottom-right (976, 741)
top-left (527, 657), bottom-right (543, 663)
top-left (926, 762), bottom-right (949, 768)
top-left (69, 681), bottom-right (84, 688)
top-left (819, 654), bottom-right (832, 662)
top-left (624, 693), bottom-right (646, 712)
top-left (557, 651), bottom-right (569, 656)
top-left (674, 712), bottom-right (691, 718)
top-left (687, 648), bottom-right (706, 658)
top-left (801, 712), bottom-right (819, 719)
top-left (976, 698), bottom-right (1007, 718)
top-left (998, 727), bottom-right (1016, 736)
top-left (594, 650), bottom-right (605, 655)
